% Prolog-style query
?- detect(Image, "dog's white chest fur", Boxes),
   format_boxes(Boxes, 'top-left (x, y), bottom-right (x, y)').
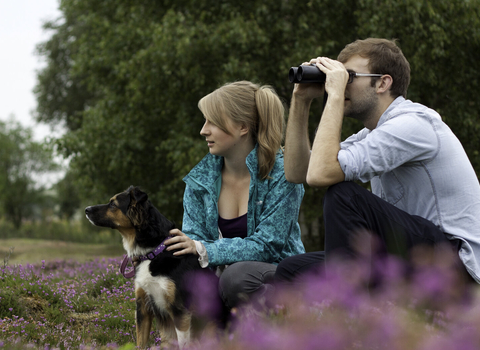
top-left (135, 261), bottom-right (173, 309)
top-left (134, 260), bottom-right (191, 349)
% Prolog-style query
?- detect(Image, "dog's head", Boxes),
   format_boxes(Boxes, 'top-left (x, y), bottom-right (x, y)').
top-left (85, 186), bottom-right (174, 249)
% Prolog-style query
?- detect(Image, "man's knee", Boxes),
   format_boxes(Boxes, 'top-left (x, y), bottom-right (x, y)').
top-left (325, 181), bottom-right (360, 201)
top-left (275, 256), bottom-right (297, 283)
top-left (275, 252), bottom-right (326, 284)
top-left (324, 181), bottom-right (363, 215)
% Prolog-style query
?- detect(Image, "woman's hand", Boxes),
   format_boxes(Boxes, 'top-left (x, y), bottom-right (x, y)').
top-left (165, 229), bottom-right (198, 256)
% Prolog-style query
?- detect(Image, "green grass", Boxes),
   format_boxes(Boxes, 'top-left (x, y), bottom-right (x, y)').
top-left (0, 218), bottom-right (119, 245)
top-left (2, 223), bottom-right (480, 350)
top-left (0, 257), bottom-right (146, 349)
top-left (0, 220), bottom-right (163, 349)
top-left (0, 238), bottom-right (125, 266)
top-left (0, 216), bottom-right (125, 266)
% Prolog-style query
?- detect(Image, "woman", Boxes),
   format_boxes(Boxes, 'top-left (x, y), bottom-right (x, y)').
top-left (165, 81), bottom-right (305, 309)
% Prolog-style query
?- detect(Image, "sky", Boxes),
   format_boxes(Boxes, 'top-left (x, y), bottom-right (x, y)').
top-left (0, 0), bottom-right (61, 142)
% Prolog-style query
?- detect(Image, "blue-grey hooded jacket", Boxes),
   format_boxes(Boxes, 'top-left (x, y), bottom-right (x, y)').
top-left (182, 146), bottom-right (305, 267)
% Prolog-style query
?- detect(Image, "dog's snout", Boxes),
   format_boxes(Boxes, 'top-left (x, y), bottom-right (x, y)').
top-left (85, 206), bottom-right (92, 215)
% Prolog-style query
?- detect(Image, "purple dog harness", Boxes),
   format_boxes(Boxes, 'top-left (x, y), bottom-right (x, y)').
top-left (119, 236), bottom-right (173, 279)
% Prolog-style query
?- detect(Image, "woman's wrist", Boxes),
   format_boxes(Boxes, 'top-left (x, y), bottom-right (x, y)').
top-left (194, 240), bottom-right (209, 268)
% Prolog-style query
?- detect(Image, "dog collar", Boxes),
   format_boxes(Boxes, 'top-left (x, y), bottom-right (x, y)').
top-left (119, 236), bottom-right (174, 279)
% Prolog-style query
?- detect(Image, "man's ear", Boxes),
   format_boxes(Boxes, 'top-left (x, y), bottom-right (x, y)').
top-left (376, 74), bottom-right (393, 94)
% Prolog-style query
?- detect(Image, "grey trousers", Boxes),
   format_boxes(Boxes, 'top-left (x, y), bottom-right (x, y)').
top-left (218, 261), bottom-right (276, 309)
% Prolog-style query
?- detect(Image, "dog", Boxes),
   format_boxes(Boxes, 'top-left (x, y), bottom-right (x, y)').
top-left (85, 186), bottom-right (202, 349)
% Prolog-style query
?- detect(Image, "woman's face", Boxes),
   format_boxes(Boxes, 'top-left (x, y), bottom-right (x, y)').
top-left (200, 116), bottom-right (245, 158)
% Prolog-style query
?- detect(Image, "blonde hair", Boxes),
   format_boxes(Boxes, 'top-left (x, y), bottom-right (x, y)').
top-left (198, 81), bottom-right (285, 180)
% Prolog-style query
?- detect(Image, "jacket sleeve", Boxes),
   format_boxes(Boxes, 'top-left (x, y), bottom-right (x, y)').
top-left (198, 176), bottom-right (304, 266)
top-left (181, 183), bottom-right (218, 244)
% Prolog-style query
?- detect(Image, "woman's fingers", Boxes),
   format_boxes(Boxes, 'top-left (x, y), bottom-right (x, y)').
top-left (166, 229), bottom-right (197, 255)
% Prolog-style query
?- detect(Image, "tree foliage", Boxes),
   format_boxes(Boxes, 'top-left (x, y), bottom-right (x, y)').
top-left (0, 119), bottom-right (58, 228)
top-left (35, 0), bottom-right (480, 249)
top-left (355, 0), bottom-right (480, 170)
top-left (53, 169), bottom-right (81, 220)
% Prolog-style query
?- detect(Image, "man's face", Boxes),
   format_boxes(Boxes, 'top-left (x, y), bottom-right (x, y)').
top-left (342, 55), bottom-right (380, 126)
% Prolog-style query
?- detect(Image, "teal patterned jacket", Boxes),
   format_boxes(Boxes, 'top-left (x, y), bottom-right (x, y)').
top-left (182, 145), bottom-right (305, 267)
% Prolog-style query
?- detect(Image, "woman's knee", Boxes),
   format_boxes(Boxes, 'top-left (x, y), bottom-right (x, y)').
top-left (218, 262), bottom-right (275, 308)
top-left (219, 263), bottom-right (246, 295)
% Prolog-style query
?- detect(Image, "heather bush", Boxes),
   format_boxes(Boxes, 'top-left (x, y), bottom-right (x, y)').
top-left (0, 258), bottom-right (143, 349)
top-left (1, 249), bottom-right (479, 350)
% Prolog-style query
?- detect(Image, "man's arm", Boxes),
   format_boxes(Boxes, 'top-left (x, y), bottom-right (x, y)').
top-left (306, 57), bottom-right (347, 188)
top-left (284, 82), bottom-right (324, 184)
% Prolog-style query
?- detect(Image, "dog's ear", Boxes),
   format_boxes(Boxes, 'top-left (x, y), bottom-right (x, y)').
top-left (127, 186), bottom-right (148, 227)
top-left (127, 205), bottom-right (144, 227)
top-left (132, 187), bottom-right (148, 204)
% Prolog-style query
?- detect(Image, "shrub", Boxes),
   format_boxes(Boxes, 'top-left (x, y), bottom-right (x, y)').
top-left (0, 249), bottom-right (479, 349)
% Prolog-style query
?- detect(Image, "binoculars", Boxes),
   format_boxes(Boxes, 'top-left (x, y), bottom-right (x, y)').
top-left (289, 65), bottom-right (326, 83)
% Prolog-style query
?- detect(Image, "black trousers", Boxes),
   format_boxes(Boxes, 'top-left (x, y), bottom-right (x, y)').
top-left (275, 182), bottom-right (462, 283)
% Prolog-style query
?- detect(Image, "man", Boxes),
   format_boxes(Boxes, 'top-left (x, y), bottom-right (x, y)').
top-left (276, 38), bottom-right (480, 284)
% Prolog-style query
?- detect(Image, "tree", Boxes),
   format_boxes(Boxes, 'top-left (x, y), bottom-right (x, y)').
top-left (34, 0), bottom-right (480, 250)
top-left (354, 0), bottom-right (480, 171)
top-left (34, 0), bottom-right (357, 226)
top-left (0, 119), bottom-right (58, 228)
top-left (53, 170), bottom-right (81, 220)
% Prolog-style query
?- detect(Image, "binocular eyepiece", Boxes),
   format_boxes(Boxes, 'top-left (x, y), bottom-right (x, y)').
top-left (289, 65), bottom-right (326, 84)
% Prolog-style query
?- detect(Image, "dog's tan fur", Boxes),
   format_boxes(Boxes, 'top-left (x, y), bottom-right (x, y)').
top-left (135, 287), bottom-right (153, 347)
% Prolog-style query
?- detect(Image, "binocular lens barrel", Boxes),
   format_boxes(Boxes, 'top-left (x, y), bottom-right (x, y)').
top-left (288, 67), bottom-right (300, 83)
top-left (288, 65), bottom-right (326, 83)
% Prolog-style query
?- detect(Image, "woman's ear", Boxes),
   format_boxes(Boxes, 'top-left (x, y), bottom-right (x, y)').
top-left (376, 74), bottom-right (393, 94)
top-left (240, 123), bottom-right (249, 136)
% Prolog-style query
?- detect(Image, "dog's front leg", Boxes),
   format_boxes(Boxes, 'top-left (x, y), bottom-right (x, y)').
top-left (136, 287), bottom-right (153, 348)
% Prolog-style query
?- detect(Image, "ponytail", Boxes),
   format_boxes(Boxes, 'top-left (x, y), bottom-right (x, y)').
top-left (255, 86), bottom-right (285, 179)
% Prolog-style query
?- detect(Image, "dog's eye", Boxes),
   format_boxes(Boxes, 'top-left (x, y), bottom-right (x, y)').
top-left (109, 201), bottom-right (116, 208)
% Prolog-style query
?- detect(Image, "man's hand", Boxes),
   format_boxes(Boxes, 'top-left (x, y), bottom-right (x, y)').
top-left (292, 61), bottom-right (325, 102)
top-left (165, 229), bottom-right (198, 256)
top-left (313, 57), bottom-right (349, 99)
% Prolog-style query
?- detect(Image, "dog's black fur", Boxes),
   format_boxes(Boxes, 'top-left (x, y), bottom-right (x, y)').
top-left (85, 186), bottom-right (202, 348)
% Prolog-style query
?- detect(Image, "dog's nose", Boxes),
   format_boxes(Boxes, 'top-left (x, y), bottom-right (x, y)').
top-left (85, 206), bottom-right (92, 214)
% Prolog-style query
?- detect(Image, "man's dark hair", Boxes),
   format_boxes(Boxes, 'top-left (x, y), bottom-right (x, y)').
top-left (337, 38), bottom-right (410, 98)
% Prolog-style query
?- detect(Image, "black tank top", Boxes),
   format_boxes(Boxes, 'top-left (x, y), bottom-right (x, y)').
top-left (218, 213), bottom-right (248, 239)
